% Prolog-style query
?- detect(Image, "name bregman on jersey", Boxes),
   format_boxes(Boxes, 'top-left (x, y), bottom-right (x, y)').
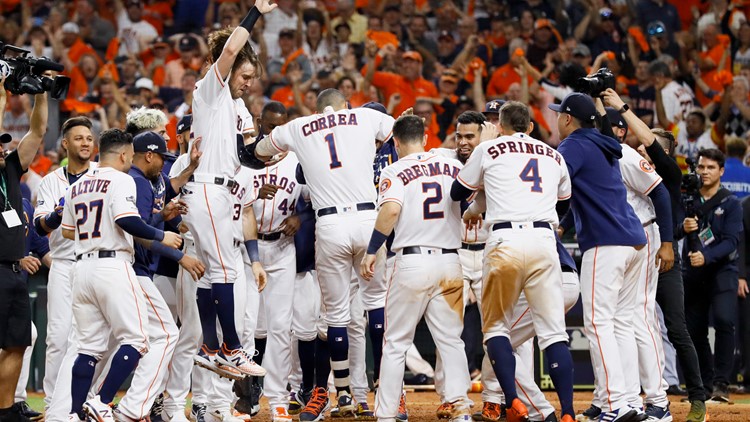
top-left (70, 179), bottom-right (111, 198)
top-left (488, 139), bottom-right (562, 164)
top-left (396, 162), bottom-right (461, 186)
top-left (301, 113), bottom-right (358, 136)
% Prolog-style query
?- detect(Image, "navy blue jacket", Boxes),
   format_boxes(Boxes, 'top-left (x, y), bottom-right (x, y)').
top-left (129, 165), bottom-right (167, 278)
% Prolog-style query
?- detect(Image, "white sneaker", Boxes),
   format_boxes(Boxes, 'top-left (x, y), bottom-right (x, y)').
top-left (231, 409), bottom-right (251, 422)
top-left (83, 396), bottom-right (114, 422)
top-left (163, 408), bottom-right (191, 422)
top-left (272, 407), bottom-right (292, 422)
top-left (205, 408), bottom-right (244, 422)
top-left (68, 413), bottom-right (84, 422)
top-left (216, 346), bottom-right (266, 377)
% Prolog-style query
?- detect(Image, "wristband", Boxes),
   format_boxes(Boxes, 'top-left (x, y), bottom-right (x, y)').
top-left (367, 229), bottom-right (389, 255)
top-left (245, 240), bottom-right (260, 263)
top-left (150, 240), bottom-right (184, 262)
top-left (239, 7), bottom-right (262, 33)
top-left (45, 212), bottom-right (63, 230)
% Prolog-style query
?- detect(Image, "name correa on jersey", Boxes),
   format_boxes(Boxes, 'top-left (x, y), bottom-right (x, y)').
top-left (488, 139), bottom-right (562, 164)
top-left (301, 113), bottom-right (359, 136)
top-left (395, 162), bottom-right (461, 186)
top-left (70, 179), bottom-right (111, 198)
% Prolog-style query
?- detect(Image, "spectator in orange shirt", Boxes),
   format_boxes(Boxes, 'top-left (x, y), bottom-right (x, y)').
top-left (363, 49), bottom-right (439, 118)
top-left (143, 0), bottom-right (174, 35)
top-left (693, 23), bottom-right (732, 106)
top-left (142, 36), bottom-right (176, 86)
top-left (58, 22), bottom-right (99, 72)
top-left (75, 0), bottom-right (116, 57)
top-left (487, 40), bottom-right (535, 98)
top-left (163, 35), bottom-right (203, 89)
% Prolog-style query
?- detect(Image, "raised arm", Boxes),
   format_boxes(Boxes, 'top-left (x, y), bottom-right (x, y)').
top-left (215, 0), bottom-right (277, 80)
top-left (17, 92), bottom-right (48, 170)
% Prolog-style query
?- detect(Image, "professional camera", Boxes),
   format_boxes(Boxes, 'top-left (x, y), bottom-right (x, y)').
top-left (574, 67), bottom-right (615, 97)
top-left (681, 157), bottom-right (703, 253)
top-left (0, 43), bottom-right (70, 100)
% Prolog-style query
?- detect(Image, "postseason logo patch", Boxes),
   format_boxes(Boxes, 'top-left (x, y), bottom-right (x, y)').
top-left (126, 195), bottom-right (136, 204)
top-left (380, 178), bottom-right (391, 194)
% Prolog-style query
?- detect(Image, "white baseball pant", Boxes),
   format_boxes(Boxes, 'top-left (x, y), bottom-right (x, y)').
top-left (153, 274), bottom-right (178, 323)
top-left (348, 290), bottom-right (369, 404)
top-left (43, 258), bottom-right (75, 408)
top-left (582, 245), bottom-right (645, 412)
top-left (15, 322), bottom-right (37, 403)
top-left (289, 271), bottom-right (321, 392)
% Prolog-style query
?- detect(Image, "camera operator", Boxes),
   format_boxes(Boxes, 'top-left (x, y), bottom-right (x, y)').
top-left (680, 148), bottom-right (742, 403)
top-left (601, 88), bottom-right (707, 420)
top-left (0, 78), bottom-right (49, 422)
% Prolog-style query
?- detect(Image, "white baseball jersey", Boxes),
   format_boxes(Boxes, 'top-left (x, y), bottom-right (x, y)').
top-left (232, 166), bottom-right (254, 242)
top-left (191, 62), bottom-right (255, 179)
top-left (35, 162), bottom-right (98, 260)
top-left (457, 133), bottom-right (571, 225)
top-left (619, 144), bottom-right (661, 224)
top-left (431, 147), bottom-right (491, 244)
top-left (267, 107), bottom-right (394, 210)
top-left (660, 81), bottom-right (695, 124)
top-left (249, 153), bottom-right (305, 234)
top-left (61, 167), bottom-right (140, 256)
top-left (378, 152), bottom-right (463, 251)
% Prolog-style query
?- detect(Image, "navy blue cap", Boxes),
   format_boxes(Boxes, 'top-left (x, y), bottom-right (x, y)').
top-left (177, 114), bottom-right (192, 134)
top-left (605, 107), bottom-right (627, 130)
top-left (0, 133), bottom-right (11, 143)
top-left (361, 102), bottom-right (388, 115)
top-left (549, 92), bottom-right (597, 122)
top-left (133, 131), bottom-right (175, 159)
top-left (483, 99), bottom-right (505, 114)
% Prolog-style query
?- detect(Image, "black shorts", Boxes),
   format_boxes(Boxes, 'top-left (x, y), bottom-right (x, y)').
top-left (0, 265), bottom-right (31, 348)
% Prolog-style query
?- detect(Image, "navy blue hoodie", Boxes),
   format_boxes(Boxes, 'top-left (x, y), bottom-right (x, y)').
top-left (558, 128), bottom-right (646, 252)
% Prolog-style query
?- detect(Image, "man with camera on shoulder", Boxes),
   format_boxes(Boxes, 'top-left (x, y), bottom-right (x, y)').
top-left (0, 77), bottom-right (49, 422)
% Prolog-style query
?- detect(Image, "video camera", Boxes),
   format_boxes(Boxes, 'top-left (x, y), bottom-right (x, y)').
top-left (574, 67), bottom-right (615, 97)
top-left (0, 43), bottom-right (70, 100)
top-left (681, 157), bottom-right (703, 253)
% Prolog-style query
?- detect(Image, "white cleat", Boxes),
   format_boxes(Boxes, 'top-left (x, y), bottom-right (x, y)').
top-left (83, 396), bottom-right (114, 422)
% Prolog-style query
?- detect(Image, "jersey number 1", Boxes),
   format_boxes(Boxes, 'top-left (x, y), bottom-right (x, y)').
top-left (324, 134), bottom-right (342, 169)
top-left (74, 199), bottom-right (104, 240)
top-left (519, 158), bottom-right (543, 193)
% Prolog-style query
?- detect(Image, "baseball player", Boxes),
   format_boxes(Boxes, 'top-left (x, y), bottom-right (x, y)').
top-left (183, 0), bottom-right (276, 381)
top-left (360, 114), bottom-right (472, 421)
top-left (451, 101), bottom-right (576, 422)
top-left (249, 88), bottom-right (395, 417)
top-left (33, 117), bottom-right (98, 421)
top-left (59, 128), bottom-right (182, 422)
top-left (552, 92), bottom-right (647, 422)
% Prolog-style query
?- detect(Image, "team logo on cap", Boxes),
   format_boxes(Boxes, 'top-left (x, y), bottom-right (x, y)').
top-left (147, 144), bottom-right (158, 151)
top-left (380, 178), bottom-right (392, 193)
top-left (488, 102), bottom-right (499, 110)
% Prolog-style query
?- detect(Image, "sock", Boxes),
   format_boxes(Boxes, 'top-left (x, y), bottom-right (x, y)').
top-left (98, 345), bottom-right (141, 404)
top-left (212, 284), bottom-right (242, 349)
top-left (315, 336), bottom-right (331, 388)
top-left (255, 337), bottom-right (267, 365)
top-left (197, 287), bottom-right (219, 350)
top-left (298, 339), bottom-right (316, 391)
top-left (545, 341), bottom-right (575, 417)
top-left (328, 326), bottom-right (350, 393)
top-left (486, 336), bottom-right (517, 403)
top-left (368, 308), bottom-right (385, 383)
top-left (71, 354), bottom-right (97, 416)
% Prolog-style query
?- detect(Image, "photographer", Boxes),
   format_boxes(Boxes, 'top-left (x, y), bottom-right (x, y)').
top-left (0, 78), bottom-right (48, 422)
top-left (680, 149), bottom-right (742, 403)
top-left (601, 88), bottom-right (707, 420)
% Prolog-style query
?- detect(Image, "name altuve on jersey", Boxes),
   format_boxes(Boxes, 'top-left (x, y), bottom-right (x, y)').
top-left (488, 138), bottom-right (563, 164)
top-left (70, 178), bottom-right (111, 198)
top-left (396, 161), bottom-right (461, 185)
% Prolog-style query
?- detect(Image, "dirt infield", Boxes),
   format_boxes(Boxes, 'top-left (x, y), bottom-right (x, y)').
top-left (246, 391), bottom-right (750, 421)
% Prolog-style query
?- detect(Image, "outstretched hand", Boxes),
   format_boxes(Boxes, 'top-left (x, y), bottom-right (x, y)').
top-left (254, 0), bottom-right (278, 14)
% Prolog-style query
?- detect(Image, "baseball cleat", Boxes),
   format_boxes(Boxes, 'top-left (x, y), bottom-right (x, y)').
top-left (230, 409), bottom-right (250, 422)
top-left (644, 404), bottom-right (672, 422)
top-left (505, 398), bottom-right (529, 422)
top-left (334, 391), bottom-right (355, 417)
top-left (355, 402), bottom-right (376, 420)
top-left (150, 393), bottom-right (165, 422)
top-left (83, 396), bottom-right (114, 422)
top-left (396, 391), bottom-right (408, 422)
top-left (472, 402), bottom-right (504, 422)
top-left (162, 408), bottom-right (191, 422)
top-left (205, 409), bottom-right (244, 422)
top-left (575, 405), bottom-right (601, 422)
top-left (190, 404), bottom-right (207, 422)
top-left (194, 345), bottom-right (244, 381)
top-left (685, 400), bottom-right (706, 422)
top-left (289, 389), bottom-right (312, 415)
top-left (217, 345), bottom-right (266, 377)
top-left (68, 413), bottom-right (85, 422)
top-left (272, 407), bottom-right (293, 422)
top-left (299, 387), bottom-right (330, 422)
top-left (437, 402), bottom-right (455, 419)
top-left (15, 401), bottom-right (43, 421)
top-left (707, 383), bottom-right (730, 403)
top-left (598, 407), bottom-right (638, 422)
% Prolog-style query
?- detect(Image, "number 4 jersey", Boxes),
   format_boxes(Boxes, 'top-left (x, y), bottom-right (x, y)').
top-left (61, 167), bottom-right (141, 256)
top-left (456, 132), bottom-right (571, 226)
top-left (378, 152), bottom-right (463, 252)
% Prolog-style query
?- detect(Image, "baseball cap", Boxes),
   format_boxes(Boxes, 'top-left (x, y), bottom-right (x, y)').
top-left (177, 114), bottom-right (193, 134)
top-left (647, 21), bottom-right (667, 37)
top-left (599, 7), bottom-right (614, 20)
top-left (572, 44), bottom-right (591, 57)
top-left (457, 96), bottom-right (474, 107)
top-left (402, 51), bottom-right (423, 63)
top-left (135, 78), bottom-right (155, 92)
top-left (62, 22), bottom-right (80, 34)
top-left (534, 19), bottom-right (554, 31)
top-left (483, 99), bottom-right (506, 114)
top-left (279, 28), bottom-right (296, 39)
top-left (438, 31), bottom-right (454, 42)
top-left (361, 102), bottom-right (388, 115)
top-left (0, 133), bottom-right (11, 143)
top-left (605, 107), bottom-right (628, 130)
top-left (133, 131), bottom-right (176, 159)
top-left (440, 70), bottom-right (460, 84)
top-left (178, 35), bottom-right (198, 52)
top-left (152, 36), bottom-right (170, 49)
top-left (548, 92), bottom-right (597, 122)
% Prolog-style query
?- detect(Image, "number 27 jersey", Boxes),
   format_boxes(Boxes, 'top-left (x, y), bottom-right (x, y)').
top-left (61, 167), bottom-right (140, 256)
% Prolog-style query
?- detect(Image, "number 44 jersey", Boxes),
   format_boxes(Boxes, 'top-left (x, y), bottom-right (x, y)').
top-left (378, 152), bottom-right (464, 252)
top-left (61, 167), bottom-right (141, 256)
top-left (248, 152), bottom-right (307, 234)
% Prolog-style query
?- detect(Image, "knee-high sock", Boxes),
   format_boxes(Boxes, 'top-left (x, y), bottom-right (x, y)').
top-left (315, 336), bottom-right (331, 388)
top-left (368, 308), bottom-right (385, 383)
top-left (298, 339), bottom-right (316, 391)
top-left (328, 326), bottom-right (350, 393)
top-left (212, 284), bottom-right (241, 349)
top-left (197, 287), bottom-right (219, 350)
top-left (546, 341), bottom-right (574, 417)
top-left (98, 345), bottom-right (141, 404)
top-left (71, 354), bottom-right (97, 416)
top-left (486, 336), bottom-right (517, 403)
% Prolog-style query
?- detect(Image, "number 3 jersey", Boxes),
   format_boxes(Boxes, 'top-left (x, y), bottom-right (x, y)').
top-left (378, 152), bottom-right (463, 251)
top-left (248, 152), bottom-right (306, 234)
top-left (61, 167), bottom-right (141, 256)
top-left (456, 132), bottom-right (571, 226)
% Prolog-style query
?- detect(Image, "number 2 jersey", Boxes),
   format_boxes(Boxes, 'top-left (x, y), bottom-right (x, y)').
top-left (378, 152), bottom-right (463, 251)
top-left (61, 167), bottom-right (140, 256)
top-left (456, 132), bottom-right (571, 226)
